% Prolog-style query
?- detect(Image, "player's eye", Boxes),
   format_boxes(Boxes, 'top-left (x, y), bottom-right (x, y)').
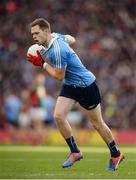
top-left (32, 32), bottom-right (39, 36)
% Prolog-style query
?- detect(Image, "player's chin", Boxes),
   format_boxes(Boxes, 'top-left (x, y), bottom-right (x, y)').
top-left (38, 42), bottom-right (43, 46)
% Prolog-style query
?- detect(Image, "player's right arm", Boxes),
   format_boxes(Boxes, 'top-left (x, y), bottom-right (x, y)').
top-left (43, 62), bottom-right (65, 81)
top-left (27, 54), bottom-right (65, 80)
top-left (27, 38), bottom-right (68, 81)
top-left (42, 41), bottom-right (68, 81)
top-left (27, 47), bottom-right (67, 81)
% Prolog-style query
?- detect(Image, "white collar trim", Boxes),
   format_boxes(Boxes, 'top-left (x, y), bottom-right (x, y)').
top-left (46, 33), bottom-right (58, 50)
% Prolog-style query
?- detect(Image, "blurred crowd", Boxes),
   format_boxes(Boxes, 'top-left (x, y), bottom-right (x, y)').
top-left (0, 0), bottom-right (136, 131)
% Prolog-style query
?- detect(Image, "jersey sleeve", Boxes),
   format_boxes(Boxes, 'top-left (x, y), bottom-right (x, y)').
top-left (56, 33), bottom-right (65, 41)
top-left (53, 40), bottom-right (69, 69)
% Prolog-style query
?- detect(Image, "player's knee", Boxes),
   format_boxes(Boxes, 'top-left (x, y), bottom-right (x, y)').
top-left (53, 112), bottom-right (63, 124)
top-left (91, 117), bottom-right (104, 130)
top-left (92, 123), bottom-right (101, 131)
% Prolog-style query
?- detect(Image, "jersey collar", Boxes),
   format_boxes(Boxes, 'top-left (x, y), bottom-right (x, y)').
top-left (40, 33), bottom-right (58, 55)
top-left (46, 33), bottom-right (58, 50)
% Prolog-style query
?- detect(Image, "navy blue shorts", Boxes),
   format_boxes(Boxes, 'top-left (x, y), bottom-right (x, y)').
top-left (59, 81), bottom-right (101, 110)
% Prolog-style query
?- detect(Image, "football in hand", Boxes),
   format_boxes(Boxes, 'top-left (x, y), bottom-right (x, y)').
top-left (27, 44), bottom-right (45, 56)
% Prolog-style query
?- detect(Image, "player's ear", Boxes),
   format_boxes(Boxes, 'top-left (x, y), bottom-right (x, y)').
top-left (44, 28), bottom-right (50, 34)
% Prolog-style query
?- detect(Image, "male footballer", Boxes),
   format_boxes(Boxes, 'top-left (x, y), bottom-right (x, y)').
top-left (27, 18), bottom-right (125, 170)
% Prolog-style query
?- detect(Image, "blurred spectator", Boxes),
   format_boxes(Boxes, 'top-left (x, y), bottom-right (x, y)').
top-left (18, 89), bottom-right (31, 128)
top-left (67, 105), bottom-right (83, 128)
top-left (4, 92), bottom-right (22, 127)
top-left (41, 91), bottom-right (56, 127)
top-left (29, 73), bottom-right (47, 130)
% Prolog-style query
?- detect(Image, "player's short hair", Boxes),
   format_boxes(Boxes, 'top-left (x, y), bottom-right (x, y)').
top-left (30, 18), bottom-right (51, 31)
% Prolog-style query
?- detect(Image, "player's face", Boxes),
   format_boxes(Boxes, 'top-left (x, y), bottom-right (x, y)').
top-left (31, 25), bottom-right (48, 45)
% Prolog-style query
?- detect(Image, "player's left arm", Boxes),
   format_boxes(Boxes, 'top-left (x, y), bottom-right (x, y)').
top-left (52, 33), bottom-right (76, 45)
top-left (64, 35), bottom-right (76, 45)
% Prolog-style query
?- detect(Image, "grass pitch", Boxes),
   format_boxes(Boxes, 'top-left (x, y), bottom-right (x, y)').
top-left (0, 146), bottom-right (136, 179)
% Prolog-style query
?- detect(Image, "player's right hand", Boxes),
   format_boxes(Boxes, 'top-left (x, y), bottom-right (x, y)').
top-left (27, 51), bottom-right (44, 67)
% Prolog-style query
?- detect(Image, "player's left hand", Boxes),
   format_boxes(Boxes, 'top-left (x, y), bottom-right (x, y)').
top-left (27, 51), bottom-right (44, 67)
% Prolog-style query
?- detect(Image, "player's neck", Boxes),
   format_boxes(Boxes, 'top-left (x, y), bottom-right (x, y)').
top-left (44, 34), bottom-right (52, 48)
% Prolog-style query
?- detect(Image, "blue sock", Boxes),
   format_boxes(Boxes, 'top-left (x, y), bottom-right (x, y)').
top-left (108, 140), bottom-right (120, 158)
top-left (66, 136), bottom-right (80, 153)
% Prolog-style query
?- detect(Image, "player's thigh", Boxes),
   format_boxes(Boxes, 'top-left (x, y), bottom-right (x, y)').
top-left (86, 103), bottom-right (104, 123)
top-left (54, 96), bottom-right (76, 120)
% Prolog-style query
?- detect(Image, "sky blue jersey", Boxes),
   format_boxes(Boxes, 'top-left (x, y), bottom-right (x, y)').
top-left (40, 33), bottom-right (96, 87)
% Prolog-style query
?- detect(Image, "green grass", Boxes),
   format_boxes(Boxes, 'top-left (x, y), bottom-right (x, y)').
top-left (0, 146), bottom-right (136, 179)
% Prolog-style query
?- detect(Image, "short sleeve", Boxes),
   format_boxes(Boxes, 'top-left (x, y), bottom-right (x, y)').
top-left (56, 33), bottom-right (65, 41)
